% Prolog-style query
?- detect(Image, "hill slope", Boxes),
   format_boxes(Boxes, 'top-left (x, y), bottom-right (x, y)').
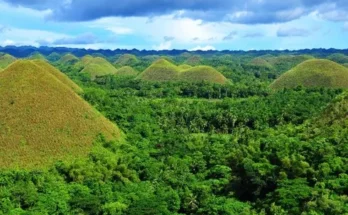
top-left (0, 53), bottom-right (16, 69)
top-left (31, 60), bottom-right (83, 93)
top-left (115, 54), bottom-right (139, 66)
top-left (180, 66), bottom-right (228, 84)
top-left (137, 59), bottom-right (180, 81)
top-left (270, 59), bottom-right (348, 90)
top-left (80, 57), bottom-right (118, 79)
top-left (115, 66), bottom-right (138, 77)
top-left (59, 53), bottom-right (79, 65)
top-left (0, 60), bottom-right (121, 169)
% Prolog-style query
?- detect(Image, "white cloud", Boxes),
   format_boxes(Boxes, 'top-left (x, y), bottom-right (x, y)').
top-left (0, 27), bottom-right (69, 47)
top-left (106, 27), bottom-right (133, 35)
top-left (153, 41), bottom-right (172, 50)
top-left (190, 45), bottom-right (216, 51)
top-left (2, 39), bottom-right (15, 46)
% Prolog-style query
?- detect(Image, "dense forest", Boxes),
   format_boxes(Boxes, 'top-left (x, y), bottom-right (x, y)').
top-left (0, 49), bottom-right (348, 214)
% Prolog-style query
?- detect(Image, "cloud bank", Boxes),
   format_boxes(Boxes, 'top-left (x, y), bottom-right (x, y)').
top-left (3, 0), bottom-right (348, 24)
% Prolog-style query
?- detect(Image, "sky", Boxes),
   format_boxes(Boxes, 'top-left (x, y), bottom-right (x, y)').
top-left (0, 0), bottom-right (348, 51)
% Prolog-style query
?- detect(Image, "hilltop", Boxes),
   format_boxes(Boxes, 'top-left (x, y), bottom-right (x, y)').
top-left (248, 57), bottom-right (273, 69)
top-left (0, 60), bottom-right (121, 169)
top-left (80, 56), bottom-right (118, 79)
top-left (59, 53), bottom-right (79, 65)
top-left (31, 60), bottom-right (83, 93)
top-left (115, 66), bottom-right (138, 77)
top-left (137, 59), bottom-right (228, 84)
top-left (115, 54), bottom-right (139, 66)
top-left (28, 52), bottom-right (46, 60)
top-left (270, 59), bottom-right (348, 89)
top-left (137, 59), bottom-right (180, 81)
top-left (180, 66), bottom-right (228, 84)
top-left (327, 53), bottom-right (348, 64)
top-left (178, 64), bottom-right (192, 71)
top-left (0, 53), bottom-right (16, 69)
top-left (184, 55), bottom-right (202, 66)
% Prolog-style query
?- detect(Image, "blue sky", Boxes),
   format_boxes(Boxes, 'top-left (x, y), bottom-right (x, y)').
top-left (0, 0), bottom-right (348, 50)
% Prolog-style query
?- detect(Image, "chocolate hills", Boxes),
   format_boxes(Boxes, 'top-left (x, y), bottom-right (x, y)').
top-left (58, 53), bottom-right (79, 65)
top-left (327, 53), bottom-right (348, 64)
top-left (0, 53), bottom-right (16, 69)
top-left (115, 66), bottom-right (138, 77)
top-left (80, 56), bottom-right (118, 80)
top-left (115, 54), bottom-right (139, 66)
top-left (270, 59), bottom-right (348, 90)
top-left (180, 66), bottom-right (228, 84)
top-left (137, 59), bottom-right (180, 81)
top-left (248, 57), bottom-right (273, 69)
top-left (0, 60), bottom-right (121, 169)
top-left (137, 59), bottom-right (228, 84)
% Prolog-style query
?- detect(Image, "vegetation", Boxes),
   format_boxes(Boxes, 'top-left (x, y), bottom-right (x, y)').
top-left (115, 66), bottom-right (138, 77)
top-left (270, 59), bottom-right (348, 89)
top-left (0, 53), bottom-right (16, 69)
top-left (138, 59), bottom-right (228, 84)
top-left (115, 54), bottom-right (139, 66)
top-left (0, 60), bottom-right (121, 168)
top-left (180, 66), bottom-right (228, 84)
top-left (80, 57), bottom-right (118, 80)
top-left (327, 53), bottom-right (348, 64)
top-left (248, 57), bottom-right (273, 69)
top-left (28, 52), bottom-right (46, 60)
top-left (178, 64), bottom-right (192, 71)
top-left (59, 53), bottom-right (79, 65)
top-left (1, 49), bottom-right (348, 214)
top-left (184, 55), bottom-right (203, 66)
top-left (47, 52), bottom-right (62, 62)
top-left (137, 58), bottom-right (180, 81)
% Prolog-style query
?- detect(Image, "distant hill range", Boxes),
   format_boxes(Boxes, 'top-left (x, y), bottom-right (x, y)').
top-left (1, 46), bottom-right (348, 58)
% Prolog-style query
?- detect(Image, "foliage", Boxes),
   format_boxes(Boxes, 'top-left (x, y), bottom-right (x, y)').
top-left (270, 59), bottom-right (348, 89)
top-left (0, 60), bottom-right (121, 168)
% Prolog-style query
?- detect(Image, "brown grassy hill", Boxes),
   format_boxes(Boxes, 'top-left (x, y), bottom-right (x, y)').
top-left (31, 60), bottom-right (83, 93)
top-left (80, 57), bottom-right (118, 80)
top-left (137, 59), bottom-right (180, 81)
top-left (180, 66), bottom-right (228, 84)
top-left (270, 59), bottom-right (348, 90)
top-left (0, 60), bottom-right (121, 169)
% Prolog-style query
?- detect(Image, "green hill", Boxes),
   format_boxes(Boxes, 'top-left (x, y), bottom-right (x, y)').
top-left (138, 60), bottom-right (228, 84)
top-left (115, 54), bottom-right (139, 66)
top-left (184, 55), bottom-right (202, 66)
top-left (265, 55), bottom-right (314, 72)
top-left (327, 53), bottom-right (348, 64)
top-left (47, 52), bottom-right (61, 62)
top-left (180, 66), bottom-right (228, 84)
top-left (270, 59), bottom-right (348, 90)
top-left (59, 53), bottom-right (79, 65)
top-left (28, 52), bottom-right (46, 60)
top-left (115, 66), bottom-right (138, 77)
top-left (178, 64), bottom-right (192, 71)
top-left (0, 53), bottom-right (16, 69)
top-left (80, 57), bottom-right (118, 80)
top-left (81, 55), bottom-right (94, 64)
top-left (248, 57), bottom-right (273, 69)
top-left (0, 60), bottom-right (121, 169)
top-left (137, 59), bottom-right (180, 81)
